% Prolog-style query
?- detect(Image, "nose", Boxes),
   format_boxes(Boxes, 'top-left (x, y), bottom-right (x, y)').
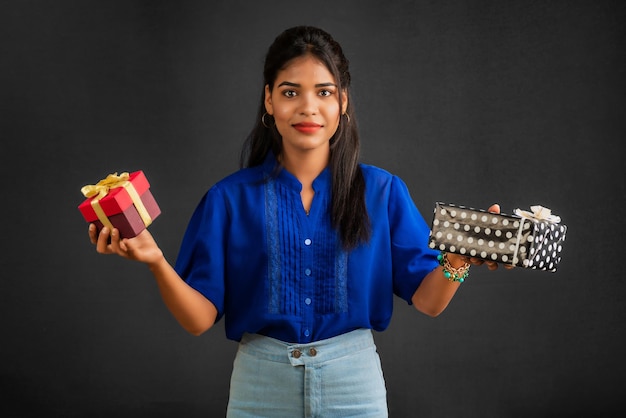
top-left (299, 92), bottom-right (318, 116)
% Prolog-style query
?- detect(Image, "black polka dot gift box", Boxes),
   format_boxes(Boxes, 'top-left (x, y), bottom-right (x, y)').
top-left (428, 203), bottom-right (567, 272)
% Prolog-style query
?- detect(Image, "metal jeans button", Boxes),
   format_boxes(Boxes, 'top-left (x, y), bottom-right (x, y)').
top-left (292, 349), bottom-right (302, 359)
top-left (309, 348), bottom-right (317, 357)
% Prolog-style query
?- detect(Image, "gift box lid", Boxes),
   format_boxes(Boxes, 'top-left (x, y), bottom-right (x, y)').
top-left (78, 171), bottom-right (151, 222)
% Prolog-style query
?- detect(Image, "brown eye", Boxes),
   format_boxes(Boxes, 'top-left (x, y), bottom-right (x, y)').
top-left (283, 90), bottom-right (297, 98)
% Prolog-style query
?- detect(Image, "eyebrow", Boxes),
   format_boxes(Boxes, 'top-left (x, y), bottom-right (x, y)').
top-left (277, 81), bottom-right (337, 88)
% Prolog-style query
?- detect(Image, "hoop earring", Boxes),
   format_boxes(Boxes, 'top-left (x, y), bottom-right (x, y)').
top-left (262, 112), bottom-right (274, 128)
top-left (343, 113), bottom-right (351, 124)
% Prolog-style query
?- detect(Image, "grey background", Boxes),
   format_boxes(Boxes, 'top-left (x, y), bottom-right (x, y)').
top-left (1, 0), bottom-right (624, 416)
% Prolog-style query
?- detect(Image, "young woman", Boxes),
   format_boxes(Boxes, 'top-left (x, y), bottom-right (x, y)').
top-left (90, 26), bottom-right (508, 417)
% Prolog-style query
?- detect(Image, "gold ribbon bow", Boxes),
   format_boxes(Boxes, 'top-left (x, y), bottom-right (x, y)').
top-left (81, 172), bottom-right (152, 232)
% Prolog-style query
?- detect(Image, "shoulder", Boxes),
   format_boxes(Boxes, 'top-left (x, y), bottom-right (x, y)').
top-left (359, 162), bottom-right (393, 182)
top-left (212, 165), bottom-right (266, 190)
top-left (195, 165), bottom-right (265, 210)
top-left (359, 163), bottom-right (407, 189)
top-left (359, 163), bottom-right (416, 209)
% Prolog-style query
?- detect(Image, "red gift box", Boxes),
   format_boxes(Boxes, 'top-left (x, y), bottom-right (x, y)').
top-left (78, 171), bottom-right (161, 238)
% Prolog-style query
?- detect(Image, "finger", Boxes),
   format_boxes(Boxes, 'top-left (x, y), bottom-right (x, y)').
top-left (88, 224), bottom-right (98, 245)
top-left (486, 261), bottom-right (498, 270)
top-left (109, 228), bottom-right (127, 256)
top-left (488, 203), bottom-right (501, 214)
top-left (504, 264), bottom-right (515, 270)
top-left (469, 257), bottom-right (485, 266)
top-left (96, 227), bottom-right (113, 254)
top-left (119, 238), bottom-right (129, 253)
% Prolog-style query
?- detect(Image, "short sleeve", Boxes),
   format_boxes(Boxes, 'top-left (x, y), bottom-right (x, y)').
top-left (174, 186), bottom-right (229, 319)
top-left (388, 175), bottom-right (440, 303)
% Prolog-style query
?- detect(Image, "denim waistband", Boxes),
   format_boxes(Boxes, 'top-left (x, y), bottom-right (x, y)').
top-left (238, 328), bottom-right (376, 367)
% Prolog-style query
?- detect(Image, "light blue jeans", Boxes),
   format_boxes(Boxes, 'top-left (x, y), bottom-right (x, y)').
top-left (227, 328), bottom-right (388, 417)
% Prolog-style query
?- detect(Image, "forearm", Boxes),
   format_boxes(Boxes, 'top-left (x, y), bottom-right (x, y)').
top-left (148, 257), bottom-right (218, 336)
top-left (411, 253), bottom-right (467, 317)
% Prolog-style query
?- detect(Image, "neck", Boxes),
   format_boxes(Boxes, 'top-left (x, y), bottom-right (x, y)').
top-left (280, 148), bottom-right (329, 187)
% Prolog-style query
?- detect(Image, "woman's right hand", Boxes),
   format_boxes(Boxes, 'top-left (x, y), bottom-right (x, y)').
top-left (89, 224), bottom-right (164, 266)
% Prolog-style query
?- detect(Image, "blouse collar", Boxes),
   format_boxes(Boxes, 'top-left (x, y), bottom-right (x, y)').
top-left (262, 152), bottom-right (331, 193)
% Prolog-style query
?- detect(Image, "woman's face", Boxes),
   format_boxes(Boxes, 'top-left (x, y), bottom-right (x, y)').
top-left (265, 55), bottom-right (347, 158)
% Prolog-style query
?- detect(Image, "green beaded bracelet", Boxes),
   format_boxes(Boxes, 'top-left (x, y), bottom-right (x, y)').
top-left (437, 252), bottom-right (470, 283)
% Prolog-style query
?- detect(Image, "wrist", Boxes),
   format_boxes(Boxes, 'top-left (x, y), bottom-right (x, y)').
top-left (147, 254), bottom-right (167, 272)
top-left (437, 251), bottom-right (470, 283)
top-left (446, 252), bottom-right (468, 268)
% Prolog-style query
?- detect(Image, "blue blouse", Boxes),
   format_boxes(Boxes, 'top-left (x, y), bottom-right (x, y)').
top-left (174, 153), bottom-right (439, 343)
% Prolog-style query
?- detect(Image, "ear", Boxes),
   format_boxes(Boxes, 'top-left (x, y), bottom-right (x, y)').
top-left (264, 85), bottom-right (273, 115)
top-left (341, 89), bottom-right (348, 115)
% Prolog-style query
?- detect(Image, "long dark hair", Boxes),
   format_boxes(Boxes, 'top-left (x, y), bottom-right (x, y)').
top-left (240, 26), bottom-right (370, 250)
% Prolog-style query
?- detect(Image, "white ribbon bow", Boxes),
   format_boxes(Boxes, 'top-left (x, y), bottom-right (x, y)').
top-left (514, 205), bottom-right (561, 223)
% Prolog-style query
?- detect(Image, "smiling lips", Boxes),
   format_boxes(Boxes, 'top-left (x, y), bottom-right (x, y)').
top-left (293, 122), bottom-right (322, 134)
